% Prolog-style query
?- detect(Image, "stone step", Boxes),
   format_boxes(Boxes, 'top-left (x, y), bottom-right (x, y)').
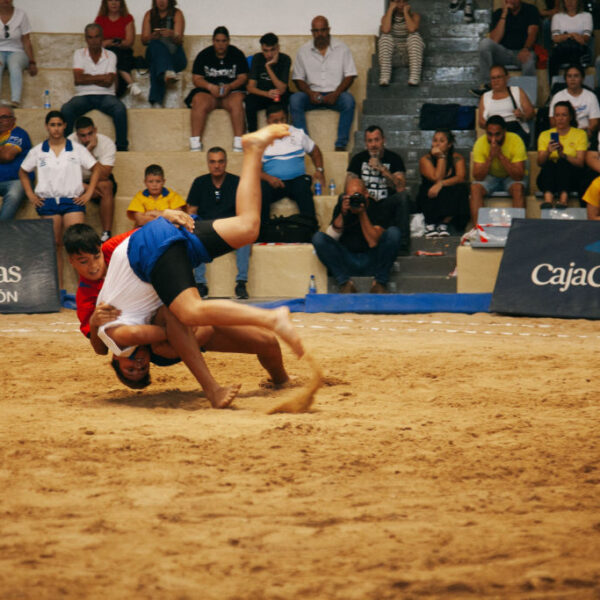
top-left (368, 65), bottom-right (481, 87)
top-left (370, 51), bottom-right (480, 70)
top-left (396, 255), bottom-right (457, 276)
top-left (362, 97), bottom-right (478, 115)
top-left (353, 130), bottom-right (476, 150)
top-left (327, 274), bottom-right (457, 294)
top-left (365, 80), bottom-right (479, 100)
top-left (425, 37), bottom-right (481, 53)
top-left (417, 22), bottom-right (488, 37)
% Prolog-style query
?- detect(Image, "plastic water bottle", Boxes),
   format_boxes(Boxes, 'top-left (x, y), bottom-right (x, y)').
top-left (314, 181), bottom-right (321, 196)
top-left (308, 274), bottom-right (317, 294)
top-left (328, 179), bottom-right (336, 196)
top-left (43, 90), bottom-right (51, 109)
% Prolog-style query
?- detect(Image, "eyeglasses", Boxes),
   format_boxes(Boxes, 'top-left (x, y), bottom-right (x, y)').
top-left (4, 25), bottom-right (9, 39)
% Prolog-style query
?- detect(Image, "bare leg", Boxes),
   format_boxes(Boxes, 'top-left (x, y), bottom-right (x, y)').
top-left (222, 93), bottom-right (246, 137)
top-left (96, 180), bottom-right (115, 232)
top-left (190, 93), bottom-right (217, 138)
top-left (509, 183), bottom-right (525, 209)
top-left (119, 70), bottom-right (133, 86)
top-left (469, 183), bottom-right (485, 226)
top-left (44, 214), bottom-right (63, 287)
top-left (543, 191), bottom-right (554, 205)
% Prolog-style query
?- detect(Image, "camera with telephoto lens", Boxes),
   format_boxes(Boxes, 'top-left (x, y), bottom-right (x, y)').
top-left (349, 193), bottom-right (365, 209)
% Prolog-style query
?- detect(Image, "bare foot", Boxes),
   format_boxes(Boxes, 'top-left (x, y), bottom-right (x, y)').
top-left (206, 383), bottom-right (241, 409)
top-left (272, 306), bottom-right (304, 358)
top-left (242, 124), bottom-right (290, 152)
top-left (259, 374), bottom-right (295, 389)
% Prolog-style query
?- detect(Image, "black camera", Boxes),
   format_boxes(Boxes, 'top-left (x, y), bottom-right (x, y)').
top-left (349, 193), bottom-right (365, 209)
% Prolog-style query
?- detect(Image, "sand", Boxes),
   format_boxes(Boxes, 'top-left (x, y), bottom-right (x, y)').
top-left (1, 309), bottom-right (599, 599)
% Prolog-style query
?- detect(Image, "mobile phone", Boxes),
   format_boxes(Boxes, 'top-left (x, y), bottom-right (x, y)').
top-left (551, 132), bottom-right (559, 144)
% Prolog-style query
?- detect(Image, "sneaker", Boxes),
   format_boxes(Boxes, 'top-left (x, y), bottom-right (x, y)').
top-left (449, 0), bottom-right (461, 11)
top-left (408, 79), bottom-right (420, 87)
top-left (100, 230), bottom-right (112, 243)
top-left (469, 83), bottom-right (490, 97)
top-left (379, 78), bottom-right (390, 87)
top-left (164, 70), bottom-right (179, 83)
top-left (339, 280), bottom-right (357, 294)
top-left (10, 100), bottom-right (20, 108)
top-left (60, 289), bottom-right (77, 310)
top-left (463, 2), bottom-right (474, 23)
top-left (425, 224), bottom-right (438, 238)
top-left (437, 223), bottom-right (450, 237)
top-left (128, 82), bottom-right (143, 96)
top-left (232, 136), bottom-right (243, 152)
top-left (196, 282), bottom-right (209, 298)
top-left (190, 136), bottom-right (202, 152)
top-left (235, 280), bottom-right (249, 299)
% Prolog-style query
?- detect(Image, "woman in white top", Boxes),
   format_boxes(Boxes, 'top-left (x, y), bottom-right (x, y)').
top-left (19, 110), bottom-right (100, 294)
top-left (0, 0), bottom-right (37, 107)
top-left (478, 65), bottom-right (535, 147)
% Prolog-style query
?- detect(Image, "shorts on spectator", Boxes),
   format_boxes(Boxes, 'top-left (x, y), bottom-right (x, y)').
top-left (475, 174), bottom-right (525, 195)
top-left (36, 197), bottom-right (85, 216)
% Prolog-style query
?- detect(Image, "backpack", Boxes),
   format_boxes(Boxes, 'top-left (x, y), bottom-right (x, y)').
top-left (419, 103), bottom-right (475, 130)
top-left (258, 213), bottom-right (319, 243)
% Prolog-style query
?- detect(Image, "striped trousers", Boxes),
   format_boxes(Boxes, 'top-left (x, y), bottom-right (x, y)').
top-left (378, 32), bottom-right (425, 85)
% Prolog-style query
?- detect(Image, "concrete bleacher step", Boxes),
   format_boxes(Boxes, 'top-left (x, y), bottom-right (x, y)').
top-left (368, 65), bottom-right (481, 87)
top-left (362, 96), bottom-right (477, 116)
top-left (369, 51), bottom-right (480, 70)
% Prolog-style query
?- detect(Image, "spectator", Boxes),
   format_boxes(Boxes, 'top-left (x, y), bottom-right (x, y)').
top-left (126, 163), bottom-right (186, 227)
top-left (0, 0), bottom-right (37, 108)
top-left (537, 100), bottom-right (587, 207)
top-left (18, 110), bottom-right (100, 303)
top-left (186, 147), bottom-right (250, 300)
top-left (549, 0), bottom-right (593, 83)
top-left (536, 0), bottom-right (560, 49)
top-left (290, 15), bottom-right (357, 152)
top-left (312, 178), bottom-right (402, 294)
top-left (0, 104), bottom-right (30, 220)
top-left (95, 0), bottom-right (141, 98)
top-left (470, 115), bottom-right (527, 225)
top-left (471, 0), bottom-right (540, 96)
top-left (346, 125), bottom-right (411, 253)
top-left (141, 0), bottom-right (186, 108)
top-left (378, 0), bottom-right (425, 87)
top-left (68, 116), bottom-right (117, 242)
top-left (260, 104), bottom-right (321, 227)
top-left (245, 33), bottom-right (291, 132)
top-left (185, 26), bottom-right (248, 153)
top-left (61, 23), bottom-right (129, 152)
top-left (549, 63), bottom-right (599, 139)
top-left (478, 64), bottom-right (535, 147)
top-left (417, 129), bottom-right (469, 237)
top-left (449, 0), bottom-right (475, 24)
top-left (582, 174), bottom-right (600, 219)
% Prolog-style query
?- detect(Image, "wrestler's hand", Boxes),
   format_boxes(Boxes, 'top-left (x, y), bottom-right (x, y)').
top-left (90, 302), bottom-right (121, 328)
top-left (163, 208), bottom-right (195, 232)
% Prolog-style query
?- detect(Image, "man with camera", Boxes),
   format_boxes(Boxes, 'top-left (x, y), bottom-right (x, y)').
top-left (312, 178), bottom-right (402, 294)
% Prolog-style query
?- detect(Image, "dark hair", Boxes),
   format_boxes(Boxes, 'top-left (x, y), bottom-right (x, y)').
top-left (433, 128), bottom-right (456, 153)
top-left (150, 0), bottom-right (177, 30)
top-left (111, 358), bottom-right (151, 389)
top-left (213, 26), bottom-right (230, 39)
top-left (63, 223), bottom-right (101, 255)
top-left (490, 64), bottom-right (508, 75)
top-left (144, 163), bottom-right (165, 178)
top-left (260, 32), bottom-right (278, 46)
top-left (98, 0), bottom-right (130, 17)
top-left (75, 116), bottom-right (95, 130)
top-left (85, 23), bottom-right (103, 36)
top-left (207, 146), bottom-right (227, 157)
top-left (486, 115), bottom-right (507, 130)
top-left (564, 63), bottom-right (585, 79)
top-left (266, 103), bottom-right (287, 117)
top-left (45, 110), bottom-right (66, 124)
top-left (365, 125), bottom-right (384, 137)
top-left (553, 100), bottom-right (577, 126)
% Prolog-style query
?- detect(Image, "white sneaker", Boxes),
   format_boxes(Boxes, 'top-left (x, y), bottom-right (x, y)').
top-left (165, 70), bottom-right (179, 83)
top-left (232, 136), bottom-right (243, 152)
top-left (189, 136), bottom-right (202, 152)
top-left (128, 83), bottom-right (143, 97)
top-left (425, 224), bottom-right (438, 238)
top-left (437, 223), bottom-right (450, 237)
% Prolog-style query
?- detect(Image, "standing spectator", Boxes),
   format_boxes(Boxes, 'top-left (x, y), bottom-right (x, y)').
top-left (470, 115), bottom-right (527, 225)
top-left (18, 110), bottom-right (100, 302)
top-left (290, 15), bottom-right (357, 152)
top-left (536, 0), bottom-right (560, 49)
top-left (378, 0), bottom-right (425, 87)
top-left (68, 116), bottom-right (117, 242)
top-left (537, 100), bottom-right (587, 207)
top-left (0, 0), bottom-right (37, 108)
top-left (418, 129), bottom-right (469, 237)
top-left (186, 147), bottom-right (250, 300)
top-left (95, 0), bottom-right (142, 98)
top-left (245, 33), bottom-right (291, 132)
top-left (471, 0), bottom-right (540, 96)
top-left (61, 23), bottom-right (129, 152)
top-left (0, 104), bottom-right (30, 220)
top-left (185, 26), bottom-right (248, 153)
top-left (141, 0), bottom-right (186, 108)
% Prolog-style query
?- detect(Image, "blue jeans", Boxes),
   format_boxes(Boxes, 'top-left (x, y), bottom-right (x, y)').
top-left (289, 91), bottom-right (355, 148)
top-left (312, 227), bottom-right (402, 285)
top-left (146, 40), bottom-right (187, 105)
top-left (478, 37), bottom-right (536, 81)
top-left (61, 94), bottom-right (129, 151)
top-left (194, 244), bottom-right (251, 284)
top-left (0, 178), bottom-right (25, 220)
top-left (0, 50), bottom-right (29, 103)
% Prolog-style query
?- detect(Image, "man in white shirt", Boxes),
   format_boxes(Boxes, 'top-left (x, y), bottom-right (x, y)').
top-left (61, 24), bottom-right (129, 151)
top-left (68, 116), bottom-right (117, 242)
top-left (290, 15), bottom-right (357, 151)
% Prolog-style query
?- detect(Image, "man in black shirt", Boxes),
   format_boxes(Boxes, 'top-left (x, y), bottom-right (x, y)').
top-left (186, 146), bottom-right (250, 299)
top-left (472, 0), bottom-right (540, 96)
top-left (312, 178), bottom-right (402, 294)
top-left (245, 33), bottom-right (291, 132)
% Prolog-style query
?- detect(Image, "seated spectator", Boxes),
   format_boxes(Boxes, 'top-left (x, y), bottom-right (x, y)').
top-left (0, 0), bottom-right (37, 108)
top-left (95, 0), bottom-right (141, 98)
top-left (536, 0), bottom-right (560, 49)
top-left (417, 129), bottom-right (469, 237)
top-left (0, 104), bottom-right (31, 220)
top-left (245, 33), bottom-right (291, 132)
top-left (61, 23), bottom-right (129, 152)
top-left (312, 178), bottom-right (402, 294)
top-left (186, 147), bottom-right (250, 300)
top-left (378, 0), bottom-right (425, 87)
top-left (537, 100), bottom-right (587, 207)
top-left (260, 104), bottom-right (321, 227)
top-left (290, 15), bottom-right (357, 151)
top-left (478, 64), bottom-right (535, 148)
top-left (346, 125), bottom-right (411, 252)
top-left (549, 0), bottom-right (593, 83)
top-left (185, 26), bottom-right (248, 153)
top-left (470, 115), bottom-right (527, 225)
top-left (582, 174), bottom-right (600, 219)
top-left (471, 0), bottom-right (540, 96)
top-left (67, 116), bottom-right (117, 242)
top-left (126, 163), bottom-right (186, 227)
top-left (549, 63), bottom-right (599, 139)
top-left (449, 0), bottom-right (475, 24)
top-left (141, 0), bottom-right (186, 108)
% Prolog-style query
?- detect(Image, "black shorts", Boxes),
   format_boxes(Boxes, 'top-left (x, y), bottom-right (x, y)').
top-left (90, 173), bottom-right (118, 204)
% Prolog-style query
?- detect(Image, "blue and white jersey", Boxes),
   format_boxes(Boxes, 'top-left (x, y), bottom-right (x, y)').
top-left (262, 126), bottom-right (315, 181)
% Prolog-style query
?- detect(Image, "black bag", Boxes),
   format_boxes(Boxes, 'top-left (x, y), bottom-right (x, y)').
top-left (419, 103), bottom-right (475, 130)
top-left (258, 213), bottom-right (319, 243)
top-left (534, 105), bottom-right (550, 142)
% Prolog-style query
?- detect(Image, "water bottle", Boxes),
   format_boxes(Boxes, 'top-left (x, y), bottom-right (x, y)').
top-left (328, 178), bottom-right (336, 196)
top-left (314, 181), bottom-right (321, 196)
top-left (43, 90), bottom-right (51, 109)
top-left (308, 274), bottom-right (317, 294)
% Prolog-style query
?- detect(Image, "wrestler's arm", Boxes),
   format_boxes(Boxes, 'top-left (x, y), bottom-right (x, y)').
top-left (104, 323), bottom-right (168, 348)
top-left (89, 302), bottom-right (122, 355)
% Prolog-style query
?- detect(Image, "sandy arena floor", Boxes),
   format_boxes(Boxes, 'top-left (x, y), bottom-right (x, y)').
top-left (1, 309), bottom-right (599, 599)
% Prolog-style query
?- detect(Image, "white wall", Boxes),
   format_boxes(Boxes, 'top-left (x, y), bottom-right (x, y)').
top-left (19, 0), bottom-right (383, 35)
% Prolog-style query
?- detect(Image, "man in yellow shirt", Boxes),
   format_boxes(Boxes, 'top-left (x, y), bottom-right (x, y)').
top-left (582, 175), bottom-right (600, 220)
top-left (470, 114), bottom-right (527, 225)
top-left (127, 164), bottom-right (186, 227)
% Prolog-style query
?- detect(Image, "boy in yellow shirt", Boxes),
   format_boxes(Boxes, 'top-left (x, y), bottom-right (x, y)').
top-left (127, 164), bottom-right (187, 227)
